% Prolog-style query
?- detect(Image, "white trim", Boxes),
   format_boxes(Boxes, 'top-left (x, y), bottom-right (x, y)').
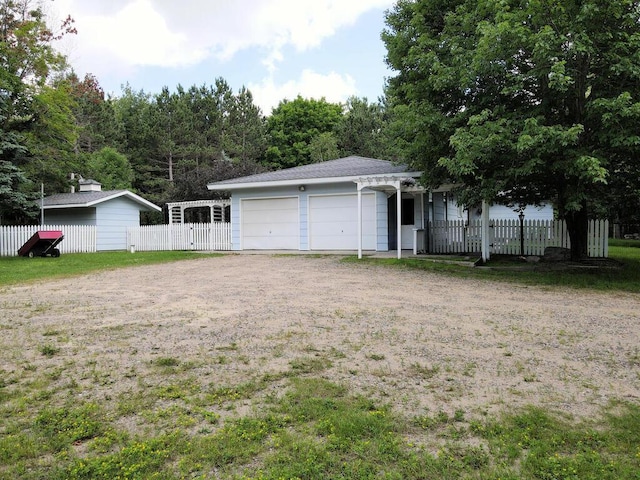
top-left (208, 172), bottom-right (422, 191)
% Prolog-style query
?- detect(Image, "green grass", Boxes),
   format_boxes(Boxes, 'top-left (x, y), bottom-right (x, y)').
top-left (0, 251), bottom-right (216, 286)
top-left (1, 242), bottom-right (639, 478)
top-left (345, 239), bottom-right (640, 292)
top-left (1, 375), bottom-right (637, 479)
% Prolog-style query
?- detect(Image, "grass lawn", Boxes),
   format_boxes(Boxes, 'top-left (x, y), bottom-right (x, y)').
top-left (0, 243), bottom-right (639, 478)
top-left (0, 251), bottom-right (214, 287)
top-left (347, 238), bottom-right (640, 293)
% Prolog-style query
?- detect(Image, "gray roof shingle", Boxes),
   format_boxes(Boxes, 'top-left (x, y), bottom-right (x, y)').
top-left (43, 190), bottom-right (161, 211)
top-left (207, 156), bottom-right (412, 188)
top-left (43, 190), bottom-right (127, 207)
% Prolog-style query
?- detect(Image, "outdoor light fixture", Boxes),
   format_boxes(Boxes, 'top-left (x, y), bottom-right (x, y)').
top-left (298, 185), bottom-right (305, 191)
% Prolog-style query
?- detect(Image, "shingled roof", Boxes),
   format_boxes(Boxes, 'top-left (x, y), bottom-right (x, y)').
top-left (207, 156), bottom-right (418, 190)
top-left (43, 190), bottom-right (161, 211)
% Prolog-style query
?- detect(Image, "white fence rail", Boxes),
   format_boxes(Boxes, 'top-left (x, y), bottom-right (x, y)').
top-left (127, 223), bottom-right (232, 252)
top-left (0, 225), bottom-right (97, 257)
top-left (430, 219), bottom-right (609, 257)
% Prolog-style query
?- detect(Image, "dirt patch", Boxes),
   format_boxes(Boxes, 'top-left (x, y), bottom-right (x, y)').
top-left (1, 254), bottom-right (638, 422)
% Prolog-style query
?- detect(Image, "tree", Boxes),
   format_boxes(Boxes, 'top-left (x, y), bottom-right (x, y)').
top-left (21, 82), bottom-right (80, 193)
top-left (265, 96), bottom-right (343, 169)
top-left (87, 147), bottom-right (133, 190)
top-left (223, 86), bottom-right (266, 163)
top-left (64, 72), bottom-right (123, 154)
top-left (0, 138), bottom-right (37, 223)
top-left (0, 0), bottom-right (76, 218)
top-left (335, 96), bottom-right (388, 159)
top-left (309, 132), bottom-right (340, 163)
top-left (114, 85), bottom-right (166, 200)
top-left (383, 0), bottom-right (640, 260)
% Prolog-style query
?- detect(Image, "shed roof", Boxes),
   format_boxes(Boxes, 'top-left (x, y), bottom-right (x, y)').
top-left (43, 190), bottom-right (161, 212)
top-left (207, 156), bottom-right (420, 191)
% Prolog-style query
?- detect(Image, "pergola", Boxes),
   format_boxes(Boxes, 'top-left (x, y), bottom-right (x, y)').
top-left (355, 176), bottom-right (426, 260)
top-left (166, 199), bottom-right (231, 224)
top-left (354, 177), bottom-right (492, 262)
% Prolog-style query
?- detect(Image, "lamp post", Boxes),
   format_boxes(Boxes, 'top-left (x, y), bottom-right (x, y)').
top-left (518, 210), bottom-right (525, 257)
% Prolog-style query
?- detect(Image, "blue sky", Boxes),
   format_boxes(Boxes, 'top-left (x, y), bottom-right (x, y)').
top-left (51, 0), bottom-right (397, 115)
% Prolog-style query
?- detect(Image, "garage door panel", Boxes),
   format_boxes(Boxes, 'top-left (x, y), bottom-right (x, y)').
top-left (309, 194), bottom-right (376, 250)
top-left (241, 198), bottom-right (299, 250)
top-left (243, 222), bottom-right (299, 237)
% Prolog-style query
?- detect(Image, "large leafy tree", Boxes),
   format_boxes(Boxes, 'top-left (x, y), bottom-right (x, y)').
top-left (384, 0), bottom-right (640, 259)
top-left (0, 0), bottom-right (77, 222)
top-left (87, 147), bottom-right (133, 190)
top-left (265, 96), bottom-right (343, 169)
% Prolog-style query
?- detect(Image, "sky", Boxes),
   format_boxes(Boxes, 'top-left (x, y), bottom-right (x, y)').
top-left (48, 0), bottom-right (398, 115)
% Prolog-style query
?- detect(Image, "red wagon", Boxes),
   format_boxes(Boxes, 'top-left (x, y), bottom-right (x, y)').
top-left (18, 230), bottom-right (64, 258)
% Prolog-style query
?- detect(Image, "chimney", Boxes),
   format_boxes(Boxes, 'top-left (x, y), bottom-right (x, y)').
top-left (78, 179), bottom-right (102, 192)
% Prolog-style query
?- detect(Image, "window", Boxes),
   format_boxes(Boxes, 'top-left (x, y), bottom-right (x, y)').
top-left (401, 198), bottom-right (415, 225)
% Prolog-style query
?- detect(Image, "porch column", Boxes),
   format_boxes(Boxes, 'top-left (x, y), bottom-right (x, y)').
top-left (396, 184), bottom-right (402, 259)
top-left (481, 200), bottom-right (491, 262)
top-left (357, 186), bottom-right (363, 259)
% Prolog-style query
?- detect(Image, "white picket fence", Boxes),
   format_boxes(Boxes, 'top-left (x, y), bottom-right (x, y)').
top-left (430, 219), bottom-right (609, 257)
top-left (0, 225), bottom-right (97, 257)
top-left (127, 223), bottom-right (232, 252)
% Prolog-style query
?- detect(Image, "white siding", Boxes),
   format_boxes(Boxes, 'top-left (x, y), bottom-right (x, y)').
top-left (95, 198), bottom-right (142, 250)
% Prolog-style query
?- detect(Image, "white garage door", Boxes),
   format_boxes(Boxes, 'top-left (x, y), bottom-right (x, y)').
top-left (241, 197), bottom-right (299, 249)
top-left (309, 194), bottom-right (376, 250)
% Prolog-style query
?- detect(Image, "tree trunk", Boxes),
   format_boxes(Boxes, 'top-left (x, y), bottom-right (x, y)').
top-left (565, 205), bottom-right (589, 261)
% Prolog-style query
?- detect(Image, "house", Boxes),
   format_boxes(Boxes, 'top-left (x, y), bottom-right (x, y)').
top-left (42, 179), bottom-right (161, 251)
top-left (206, 156), bottom-right (553, 256)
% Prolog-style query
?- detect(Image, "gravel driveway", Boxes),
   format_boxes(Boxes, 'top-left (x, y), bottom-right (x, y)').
top-left (2, 254), bottom-right (639, 421)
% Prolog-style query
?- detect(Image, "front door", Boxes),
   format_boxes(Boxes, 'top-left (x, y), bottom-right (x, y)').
top-left (400, 197), bottom-right (415, 249)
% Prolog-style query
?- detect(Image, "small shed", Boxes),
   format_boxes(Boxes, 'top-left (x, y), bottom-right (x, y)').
top-left (42, 179), bottom-right (161, 251)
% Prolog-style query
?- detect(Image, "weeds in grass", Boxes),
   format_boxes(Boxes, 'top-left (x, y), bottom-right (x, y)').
top-left (288, 356), bottom-right (332, 374)
top-left (153, 357), bottom-right (180, 367)
top-left (0, 375), bottom-right (639, 479)
top-left (407, 362), bottom-right (441, 379)
top-left (39, 344), bottom-right (60, 357)
top-left (367, 353), bottom-right (386, 361)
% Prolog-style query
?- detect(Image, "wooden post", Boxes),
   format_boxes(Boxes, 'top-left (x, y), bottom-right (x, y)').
top-left (357, 186), bottom-right (363, 259)
top-left (481, 200), bottom-right (491, 263)
top-left (397, 187), bottom-right (402, 259)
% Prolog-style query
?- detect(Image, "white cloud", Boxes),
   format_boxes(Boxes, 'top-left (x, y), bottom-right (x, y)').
top-left (249, 69), bottom-right (357, 115)
top-left (53, 0), bottom-right (395, 75)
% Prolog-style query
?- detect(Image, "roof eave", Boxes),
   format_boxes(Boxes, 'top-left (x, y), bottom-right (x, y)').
top-left (207, 172), bottom-right (423, 191)
top-left (43, 191), bottom-right (161, 212)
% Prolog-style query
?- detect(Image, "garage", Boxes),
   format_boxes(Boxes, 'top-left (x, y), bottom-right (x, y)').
top-left (241, 197), bottom-right (299, 249)
top-left (309, 194), bottom-right (376, 250)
